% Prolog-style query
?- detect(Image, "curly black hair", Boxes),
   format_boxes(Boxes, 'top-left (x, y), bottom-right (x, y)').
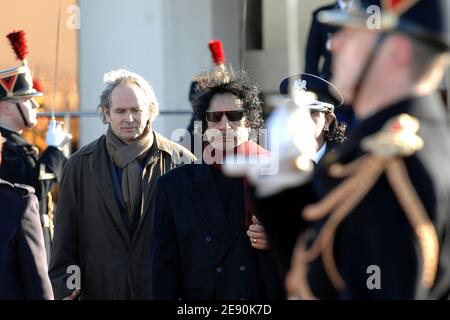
top-left (324, 113), bottom-right (347, 144)
top-left (192, 70), bottom-right (264, 134)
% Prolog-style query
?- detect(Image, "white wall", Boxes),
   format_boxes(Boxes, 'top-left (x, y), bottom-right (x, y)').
top-left (159, 0), bottom-right (241, 144)
top-left (79, 0), bottom-right (166, 145)
top-left (78, 0), bottom-right (241, 147)
top-left (245, 0), bottom-right (332, 92)
top-left (78, 0), bottom-right (336, 146)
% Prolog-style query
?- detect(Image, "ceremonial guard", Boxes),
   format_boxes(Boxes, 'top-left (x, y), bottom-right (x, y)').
top-left (0, 31), bottom-right (70, 260)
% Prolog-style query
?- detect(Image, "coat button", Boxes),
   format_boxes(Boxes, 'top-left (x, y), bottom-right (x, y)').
top-left (216, 267), bottom-right (223, 273)
top-left (240, 265), bottom-right (246, 271)
top-left (205, 236), bottom-right (212, 242)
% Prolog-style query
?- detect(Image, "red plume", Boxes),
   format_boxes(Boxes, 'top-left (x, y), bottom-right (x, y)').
top-left (7, 30), bottom-right (29, 61)
top-left (33, 80), bottom-right (43, 92)
top-left (208, 40), bottom-right (225, 66)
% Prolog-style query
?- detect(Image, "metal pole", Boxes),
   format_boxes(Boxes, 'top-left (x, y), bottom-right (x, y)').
top-left (51, 0), bottom-right (62, 120)
top-left (287, 0), bottom-right (300, 93)
top-left (447, 66), bottom-right (450, 110)
top-left (64, 114), bottom-right (72, 155)
top-left (37, 110), bottom-right (194, 117)
top-left (240, 0), bottom-right (248, 69)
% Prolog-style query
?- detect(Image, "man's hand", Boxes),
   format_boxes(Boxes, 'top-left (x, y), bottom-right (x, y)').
top-left (247, 215), bottom-right (270, 250)
top-left (62, 289), bottom-right (81, 300)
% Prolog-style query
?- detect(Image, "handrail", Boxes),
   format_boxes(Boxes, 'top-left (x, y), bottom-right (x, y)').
top-left (37, 110), bottom-right (193, 117)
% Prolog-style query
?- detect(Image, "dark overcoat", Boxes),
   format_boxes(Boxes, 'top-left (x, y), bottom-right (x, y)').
top-left (49, 132), bottom-right (194, 299)
top-left (0, 179), bottom-right (53, 299)
top-left (151, 163), bottom-right (285, 300)
top-left (0, 126), bottom-right (66, 258)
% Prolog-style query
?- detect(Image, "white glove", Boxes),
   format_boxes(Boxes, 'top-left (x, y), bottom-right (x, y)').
top-left (46, 119), bottom-right (72, 148)
top-left (223, 99), bottom-right (317, 197)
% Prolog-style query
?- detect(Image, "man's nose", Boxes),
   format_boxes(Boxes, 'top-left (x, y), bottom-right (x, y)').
top-left (125, 112), bottom-right (134, 122)
top-left (218, 115), bottom-right (232, 129)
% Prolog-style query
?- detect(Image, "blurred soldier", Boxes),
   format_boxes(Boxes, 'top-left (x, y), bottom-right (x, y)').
top-left (305, 1), bottom-right (350, 80)
top-left (0, 133), bottom-right (53, 300)
top-left (305, 1), bottom-right (357, 129)
top-left (49, 69), bottom-right (195, 300)
top-left (0, 31), bottom-right (70, 260)
top-left (247, 0), bottom-right (450, 299)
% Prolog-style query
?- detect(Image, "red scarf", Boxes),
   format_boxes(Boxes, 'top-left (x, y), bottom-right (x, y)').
top-left (204, 140), bottom-right (270, 228)
top-left (204, 140), bottom-right (269, 168)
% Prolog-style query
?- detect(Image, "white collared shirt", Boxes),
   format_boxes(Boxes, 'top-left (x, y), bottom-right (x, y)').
top-left (313, 142), bottom-right (328, 164)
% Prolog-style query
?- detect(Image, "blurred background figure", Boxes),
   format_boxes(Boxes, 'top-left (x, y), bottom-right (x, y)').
top-left (0, 132), bottom-right (54, 300)
top-left (304, 0), bottom-right (356, 130)
top-left (305, 1), bottom-right (348, 80)
top-left (0, 30), bottom-right (70, 261)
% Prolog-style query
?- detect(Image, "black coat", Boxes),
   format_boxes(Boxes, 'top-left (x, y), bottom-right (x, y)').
top-left (254, 94), bottom-right (450, 299)
top-left (304, 2), bottom-right (340, 80)
top-left (151, 164), bottom-right (285, 300)
top-left (0, 126), bottom-right (66, 259)
top-left (0, 179), bottom-right (53, 299)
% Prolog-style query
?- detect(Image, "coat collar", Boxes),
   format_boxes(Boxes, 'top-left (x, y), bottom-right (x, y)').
top-left (85, 130), bottom-right (179, 245)
top-left (0, 126), bottom-right (28, 146)
top-left (153, 131), bottom-right (175, 156)
top-left (78, 130), bottom-right (174, 157)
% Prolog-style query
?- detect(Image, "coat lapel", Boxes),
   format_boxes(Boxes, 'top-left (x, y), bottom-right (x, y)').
top-left (191, 164), bottom-right (226, 234)
top-left (133, 132), bottom-right (176, 238)
top-left (133, 154), bottom-right (159, 239)
top-left (91, 137), bottom-right (130, 244)
top-left (216, 180), bottom-right (246, 264)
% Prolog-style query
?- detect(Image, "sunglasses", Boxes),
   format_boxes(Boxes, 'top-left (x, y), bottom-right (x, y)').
top-left (206, 110), bottom-right (244, 122)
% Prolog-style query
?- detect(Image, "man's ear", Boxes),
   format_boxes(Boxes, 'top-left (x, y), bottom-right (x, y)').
top-left (325, 112), bottom-right (336, 128)
top-left (103, 107), bottom-right (110, 123)
top-left (0, 101), bottom-right (12, 116)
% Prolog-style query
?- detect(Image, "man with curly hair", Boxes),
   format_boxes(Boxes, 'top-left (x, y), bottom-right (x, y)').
top-left (49, 69), bottom-right (195, 300)
top-left (150, 70), bottom-right (285, 300)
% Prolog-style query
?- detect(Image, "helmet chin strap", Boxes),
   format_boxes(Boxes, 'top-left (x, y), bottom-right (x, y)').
top-left (351, 33), bottom-right (388, 109)
top-left (15, 102), bottom-right (32, 128)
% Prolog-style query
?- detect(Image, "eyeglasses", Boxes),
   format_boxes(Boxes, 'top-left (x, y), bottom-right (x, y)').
top-left (206, 110), bottom-right (244, 122)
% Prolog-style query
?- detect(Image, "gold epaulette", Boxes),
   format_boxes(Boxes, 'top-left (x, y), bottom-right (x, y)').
top-left (287, 114), bottom-right (439, 299)
top-left (361, 113), bottom-right (424, 158)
